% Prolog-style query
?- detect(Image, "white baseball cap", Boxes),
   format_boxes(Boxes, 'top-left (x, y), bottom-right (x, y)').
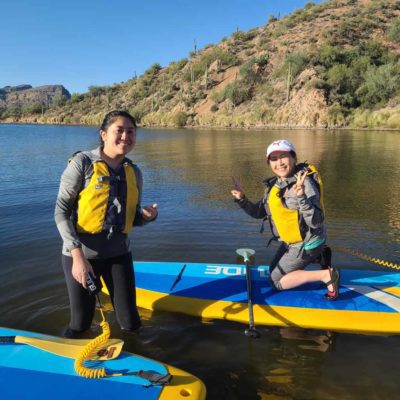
top-left (266, 139), bottom-right (296, 159)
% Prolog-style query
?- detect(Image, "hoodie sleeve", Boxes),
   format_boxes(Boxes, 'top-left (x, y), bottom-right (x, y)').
top-left (296, 177), bottom-right (324, 229)
top-left (54, 154), bottom-right (86, 250)
top-left (234, 196), bottom-right (267, 219)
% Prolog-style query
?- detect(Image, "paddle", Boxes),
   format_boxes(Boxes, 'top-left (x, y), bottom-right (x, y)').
top-left (236, 248), bottom-right (261, 338)
top-left (0, 335), bottom-right (124, 360)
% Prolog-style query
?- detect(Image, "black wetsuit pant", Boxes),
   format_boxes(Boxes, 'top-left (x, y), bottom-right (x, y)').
top-left (62, 252), bottom-right (141, 333)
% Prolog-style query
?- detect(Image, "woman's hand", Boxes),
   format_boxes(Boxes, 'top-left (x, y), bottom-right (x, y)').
top-left (293, 170), bottom-right (307, 196)
top-left (231, 176), bottom-right (245, 200)
top-left (70, 247), bottom-right (94, 289)
top-left (142, 203), bottom-right (158, 221)
top-left (231, 189), bottom-right (245, 200)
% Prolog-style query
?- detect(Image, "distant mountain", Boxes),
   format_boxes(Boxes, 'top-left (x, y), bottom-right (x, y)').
top-left (0, 85), bottom-right (70, 119)
top-left (3, 0), bottom-right (400, 129)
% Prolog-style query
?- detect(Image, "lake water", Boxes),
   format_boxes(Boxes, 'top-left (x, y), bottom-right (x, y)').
top-left (0, 123), bottom-right (399, 399)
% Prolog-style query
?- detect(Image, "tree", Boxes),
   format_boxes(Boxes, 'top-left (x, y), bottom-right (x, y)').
top-left (357, 63), bottom-right (400, 107)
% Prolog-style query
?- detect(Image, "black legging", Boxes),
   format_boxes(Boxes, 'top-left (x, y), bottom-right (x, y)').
top-left (62, 252), bottom-right (141, 332)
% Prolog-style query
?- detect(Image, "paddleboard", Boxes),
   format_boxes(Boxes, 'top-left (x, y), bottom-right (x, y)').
top-left (0, 327), bottom-right (206, 400)
top-left (106, 261), bottom-right (400, 335)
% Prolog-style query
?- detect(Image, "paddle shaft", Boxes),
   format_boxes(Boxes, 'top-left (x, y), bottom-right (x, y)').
top-left (245, 260), bottom-right (256, 328)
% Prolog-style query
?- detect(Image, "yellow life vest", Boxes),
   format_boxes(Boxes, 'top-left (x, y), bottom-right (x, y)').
top-left (267, 163), bottom-right (324, 244)
top-left (76, 160), bottom-right (139, 234)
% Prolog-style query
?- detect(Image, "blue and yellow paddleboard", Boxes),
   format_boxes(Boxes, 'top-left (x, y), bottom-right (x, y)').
top-left (113, 262), bottom-right (400, 335)
top-left (0, 327), bottom-right (206, 400)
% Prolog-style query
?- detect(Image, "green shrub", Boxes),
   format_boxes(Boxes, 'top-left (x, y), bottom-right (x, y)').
top-left (327, 64), bottom-right (351, 90)
top-left (0, 104), bottom-right (6, 118)
top-left (286, 52), bottom-right (308, 77)
top-left (88, 86), bottom-right (105, 96)
top-left (326, 58), bottom-right (368, 107)
top-left (223, 81), bottom-right (252, 106)
top-left (144, 63), bottom-right (162, 75)
top-left (327, 104), bottom-right (348, 126)
top-left (168, 59), bottom-right (188, 75)
top-left (305, 79), bottom-right (326, 90)
top-left (24, 102), bottom-right (42, 114)
top-left (70, 93), bottom-right (85, 103)
top-left (171, 111), bottom-right (188, 127)
top-left (51, 94), bottom-right (67, 108)
top-left (162, 93), bottom-right (174, 102)
top-left (387, 18), bottom-right (400, 42)
top-left (4, 104), bottom-right (22, 118)
top-left (183, 47), bottom-right (238, 82)
top-left (274, 52), bottom-right (308, 80)
top-left (210, 90), bottom-right (225, 104)
top-left (239, 60), bottom-right (259, 84)
top-left (359, 40), bottom-right (389, 65)
top-left (129, 105), bottom-right (148, 122)
top-left (232, 30), bottom-right (257, 42)
top-left (255, 53), bottom-right (269, 67)
top-left (267, 15), bottom-right (278, 24)
top-left (316, 44), bottom-right (348, 67)
top-left (356, 63), bottom-right (400, 107)
top-left (211, 81), bottom-right (252, 106)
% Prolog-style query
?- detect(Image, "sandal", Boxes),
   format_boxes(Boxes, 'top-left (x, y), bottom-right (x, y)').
top-left (324, 266), bottom-right (340, 300)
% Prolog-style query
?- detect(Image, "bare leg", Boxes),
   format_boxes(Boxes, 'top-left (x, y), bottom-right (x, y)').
top-left (279, 269), bottom-right (333, 291)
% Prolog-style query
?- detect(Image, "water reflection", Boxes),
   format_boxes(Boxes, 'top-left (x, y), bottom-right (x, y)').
top-left (1, 124), bottom-right (400, 400)
top-left (260, 328), bottom-right (336, 400)
top-left (135, 127), bottom-right (400, 268)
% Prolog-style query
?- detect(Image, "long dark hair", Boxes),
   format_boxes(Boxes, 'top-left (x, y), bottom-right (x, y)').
top-left (100, 110), bottom-right (136, 132)
top-left (99, 110), bottom-right (137, 145)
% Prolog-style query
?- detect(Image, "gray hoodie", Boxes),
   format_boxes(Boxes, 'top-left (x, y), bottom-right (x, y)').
top-left (236, 175), bottom-right (326, 248)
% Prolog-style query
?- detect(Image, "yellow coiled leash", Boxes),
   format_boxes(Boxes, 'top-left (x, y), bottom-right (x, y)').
top-left (73, 294), bottom-right (173, 387)
top-left (74, 296), bottom-right (110, 379)
top-left (336, 245), bottom-right (400, 271)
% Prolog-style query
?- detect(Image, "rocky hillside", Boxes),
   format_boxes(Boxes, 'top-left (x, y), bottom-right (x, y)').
top-left (0, 84), bottom-right (70, 118)
top-left (3, 0), bottom-right (400, 129)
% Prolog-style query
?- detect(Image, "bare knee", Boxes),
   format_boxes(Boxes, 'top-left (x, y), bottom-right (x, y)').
top-left (270, 269), bottom-right (284, 291)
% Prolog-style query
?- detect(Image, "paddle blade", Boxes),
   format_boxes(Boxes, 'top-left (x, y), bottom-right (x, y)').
top-left (100, 276), bottom-right (110, 296)
top-left (236, 248), bottom-right (255, 262)
top-left (11, 336), bottom-right (124, 360)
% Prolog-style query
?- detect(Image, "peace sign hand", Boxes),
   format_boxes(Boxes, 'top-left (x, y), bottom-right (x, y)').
top-left (293, 170), bottom-right (307, 196)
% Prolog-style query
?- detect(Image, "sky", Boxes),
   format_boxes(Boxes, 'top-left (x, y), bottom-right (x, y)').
top-left (1, 0), bottom-right (325, 94)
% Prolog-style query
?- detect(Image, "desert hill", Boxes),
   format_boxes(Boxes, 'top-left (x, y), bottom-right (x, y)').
top-left (3, 0), bottom-right (400, 129)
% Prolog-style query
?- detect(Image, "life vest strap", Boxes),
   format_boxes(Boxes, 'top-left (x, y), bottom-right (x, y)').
top-left (98, 175), bottom-right (125, 183)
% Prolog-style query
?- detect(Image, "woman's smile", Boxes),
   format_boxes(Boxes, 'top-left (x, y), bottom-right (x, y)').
top-left (269, 151), bottom-right (296, 179)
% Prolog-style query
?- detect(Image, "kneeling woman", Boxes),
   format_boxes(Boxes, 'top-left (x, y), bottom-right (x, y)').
top-left (231, 139), bottom-right (339, 300)
top-left (55, 110), bottom-right (158, 337)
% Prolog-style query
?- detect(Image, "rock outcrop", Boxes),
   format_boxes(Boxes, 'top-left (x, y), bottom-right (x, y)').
top-left (0, 84), bottom-right (71, 116)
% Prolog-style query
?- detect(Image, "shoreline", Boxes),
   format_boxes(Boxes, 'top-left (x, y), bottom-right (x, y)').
top-left (2, 119), bottom-right (400, 132)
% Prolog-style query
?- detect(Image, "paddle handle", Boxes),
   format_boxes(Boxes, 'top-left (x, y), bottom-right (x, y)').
top-left (0, 336), bottom-right (16, 344)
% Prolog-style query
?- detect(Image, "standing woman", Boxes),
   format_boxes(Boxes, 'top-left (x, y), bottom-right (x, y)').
top-left (55, 110), bottom-right (158, 337)
top-left (231, 139), bottom-right (339, 300)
